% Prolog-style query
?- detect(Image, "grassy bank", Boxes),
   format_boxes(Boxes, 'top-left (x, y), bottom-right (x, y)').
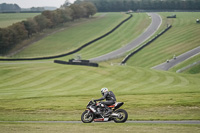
top-left (0, 123), bottom-right (199, 133)
top-left (170, 54), bottom-right (200, 74)
top-left (0, 62), bottom-right (199, 121)
top-left (12, 13), bottom-right (150, 59)
top-left (0, 12), bottom-right (199, 123)
top-left (126, 12), bottom-right (200, 69)
top-left (13, 13), bottom-right (128, 58)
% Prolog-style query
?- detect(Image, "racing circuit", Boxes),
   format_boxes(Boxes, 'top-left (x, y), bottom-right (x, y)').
top-left (0, 12), bottom-right (199, 71)
top-left (1, 120), bottom-right (200, 124)
top-left (152, 46), bottom-right (200, 71)
top-left (0, 12), bottom-right (199, 125)
top-left (90, 13), bottom-right (162, 62)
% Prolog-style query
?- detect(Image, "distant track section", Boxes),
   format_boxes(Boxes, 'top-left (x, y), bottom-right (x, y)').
top-left (90, 13), bottom-right (162, 62)
top-left (152, 46), bottom-right (200, 71)
top-left (0, 14), bottom-right (133, 61)
top-left (121, 25), bottom-right (172, 64)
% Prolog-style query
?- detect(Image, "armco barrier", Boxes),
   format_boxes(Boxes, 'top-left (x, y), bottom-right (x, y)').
top-left (0, 14), bottom-right (133, 61)
top-left (121, 25), bottom-right (172, 64)
top-left (176, 61), bottom-right (200, 73)
top-left (54, 60), bottom-right (98, 67)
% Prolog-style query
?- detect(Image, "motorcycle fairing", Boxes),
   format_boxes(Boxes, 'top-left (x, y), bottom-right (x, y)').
top-left (94, 118), bottom-right (109, 122)
top-left (108, 102), bottom-right (124, 110)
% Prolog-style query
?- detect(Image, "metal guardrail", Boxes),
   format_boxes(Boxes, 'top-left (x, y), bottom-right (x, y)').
top-left (176, 61), bottom-right (200, 73)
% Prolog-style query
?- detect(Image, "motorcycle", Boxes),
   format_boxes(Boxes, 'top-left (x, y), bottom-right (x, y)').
top-left (81, 100), bottom-right (128, 123)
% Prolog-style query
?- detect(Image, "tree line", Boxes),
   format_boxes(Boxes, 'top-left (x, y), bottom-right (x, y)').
top-left (0, 3), bottom-right (20, 13)
top-left (0, 2), bottom-right (97, 55)
top-left (0, 3), bottom-right (52, 13)
top-left (80, 0), bottom-right (200, 12)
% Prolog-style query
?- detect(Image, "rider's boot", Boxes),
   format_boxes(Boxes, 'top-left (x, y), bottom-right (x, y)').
top-left (104, 106), bottom-right (112, 116)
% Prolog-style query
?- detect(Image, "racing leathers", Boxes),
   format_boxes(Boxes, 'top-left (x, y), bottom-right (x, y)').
top-left (94, 91), bottom-right (116, 115)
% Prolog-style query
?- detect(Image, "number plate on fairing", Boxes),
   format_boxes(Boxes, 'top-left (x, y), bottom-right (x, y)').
top-left (94, 118), bottom-right (109, 122)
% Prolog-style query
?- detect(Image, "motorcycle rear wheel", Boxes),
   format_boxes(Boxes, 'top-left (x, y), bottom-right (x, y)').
top-left (113, 109), bottom-right (128, 123)
top-left (81, 110), bottom-right (94, 123)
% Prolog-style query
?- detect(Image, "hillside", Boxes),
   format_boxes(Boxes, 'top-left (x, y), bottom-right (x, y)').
top-left (0, 62), bottom-right (199, 121)
top-left (11, 12), bottom-right (150, 60)
top-left (12, 13), bottom-right (128, 58)
top-left (0, 12), bottom-right (199, 122)
top-left (126, 12), bottom-right (200, 70)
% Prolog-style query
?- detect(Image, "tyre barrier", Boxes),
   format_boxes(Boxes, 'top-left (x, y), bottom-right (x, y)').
top-left (121, 25), bottom-right (172, 64)
top-left (54, 59), bottom-right (99, 67)
top-left (0, 14), bottom-right (133, 61)
top-left (167, 14), bottom-right (176, 18)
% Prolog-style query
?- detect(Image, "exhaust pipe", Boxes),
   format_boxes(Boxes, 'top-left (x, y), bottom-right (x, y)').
top-left (111, 113), bottom-right (119, 117)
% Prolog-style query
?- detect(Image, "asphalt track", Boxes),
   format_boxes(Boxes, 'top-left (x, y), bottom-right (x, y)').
top-left (90, 13), bottom-right (162, 62)
top-left (0, 121), bottom-right (200, 124)
top-left (152, 46), bottom-right (200, 71)
top-left (0, 14), bottom-right (199, 125)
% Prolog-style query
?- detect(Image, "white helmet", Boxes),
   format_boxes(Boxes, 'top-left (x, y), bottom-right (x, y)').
top-left (101, 87), bottom-right (108, 95)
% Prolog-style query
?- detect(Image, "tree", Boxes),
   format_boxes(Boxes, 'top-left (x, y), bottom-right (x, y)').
top-left (81, 2), bottom-right (97, 17)
top-left (30, 7), bottom-right (45, 12)
top-left (0, 3), bottom-right (21, 12)
top-left (70, 4), bottom-right (86, 20)
top-left (10, 22), bottom-right (28, 43)
top-left (22, 18), bottom-right (38, 38)
top-left (55, 9), bottom-right (72, 23)
top-left (34, 14), bottom-right (52, 31)
top-left (0, 1), bottom-right (97, 55)
top-left (61, 0), bottom-right (72, 8)
top-left (0, 28), bottom-right (10, 51)
top-left (42, 10), bottom-right (56, 26)
top-left (81, 0), bottom-right (200, 12)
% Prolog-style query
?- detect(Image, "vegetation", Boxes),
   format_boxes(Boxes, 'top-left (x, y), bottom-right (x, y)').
top-left (0, 123), bottom-right (199, 133)
top-left (0, 3), bottom-right (46, 13)
top-left (13, 13), bottom-right (150, 58)
top-left (0, 62), bottom-right (199, 121)
top-left (0, 3), bottom-right (199, 129)
top-left (126, 12), bottom-right (200, 68)
top-left (73, 13), bottom-right (150, 60)
top-left (0, 13), bottom-right (39, 28)
top-left (170, 54), bottom-right (200, 74)
top-left (80, 0), bottom-right (200, 12)
top-left (0, 1), bottom-right (97, 55)
top-left (0, 3), bottom-right (20, 13)
top-left (185, 64), bottom-right (200, 74)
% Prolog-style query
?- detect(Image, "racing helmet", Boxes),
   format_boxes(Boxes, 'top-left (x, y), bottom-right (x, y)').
top-left (101, 87), bottom-right (108, 96)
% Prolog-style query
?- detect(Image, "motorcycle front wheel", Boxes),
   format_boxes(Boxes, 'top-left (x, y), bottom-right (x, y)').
top-left (81, 110), bottom-right (94, 123)
top-left (113, 109), bottom-right (128, 123)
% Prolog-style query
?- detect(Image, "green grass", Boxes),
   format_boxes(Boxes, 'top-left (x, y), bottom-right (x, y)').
top-left (170, 54), bottom-right (200, 74)
top-left (185, 64), bottom-right (200, 74)
top-left (0, 123), bottom-right (199, 133)
top-left (12, 13), bottom-right (150, 59)
top-left (126, 12), bottom-right (200, 68)
top-left (0, 12), bottom-right (200, 123)
top-left (75, 13), bottom-right (151, 60)
top-left (0, 62), bottom-right (199, 121)
top-left (13, 13), bottom-right (128, 58)
top-left (0, 13), bottom-right (39, 28)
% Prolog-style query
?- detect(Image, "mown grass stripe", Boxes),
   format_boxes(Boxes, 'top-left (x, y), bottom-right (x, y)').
top-left (0, 67), bottom-right (57, 89)
top-left (126, 12), bottom-right (200, 68)
top-left (2, 13), bottom-right (129, 60)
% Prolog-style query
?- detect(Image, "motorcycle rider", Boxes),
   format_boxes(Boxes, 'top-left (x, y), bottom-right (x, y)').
top-left (94, 88), bottom-right (116, 116)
